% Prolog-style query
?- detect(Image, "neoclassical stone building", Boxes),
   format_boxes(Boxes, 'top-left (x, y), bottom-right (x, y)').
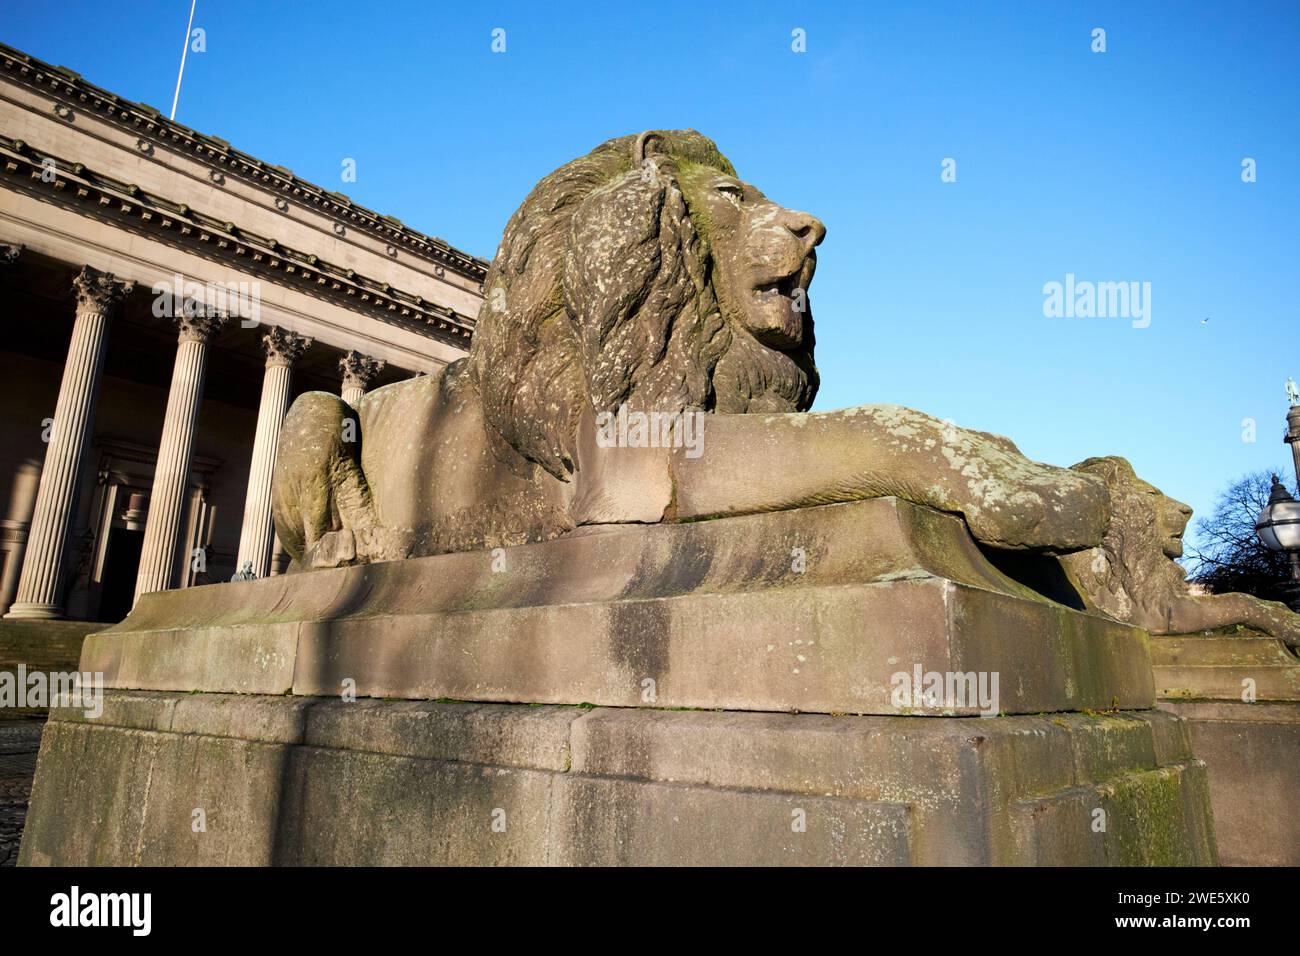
top-left (0, 42), bottom-right (483, 621)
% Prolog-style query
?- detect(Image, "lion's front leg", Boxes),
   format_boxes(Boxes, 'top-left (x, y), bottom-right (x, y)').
top-left (271, 391), bottom-right (377, 568)
top-left (670, 404), bottom-right (1109, 552)
top-left (1168, 592), bottom-right (1300, 649)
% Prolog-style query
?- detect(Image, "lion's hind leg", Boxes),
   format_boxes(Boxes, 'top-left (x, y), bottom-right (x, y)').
top-left (272, 391), bottom-right (376, 567)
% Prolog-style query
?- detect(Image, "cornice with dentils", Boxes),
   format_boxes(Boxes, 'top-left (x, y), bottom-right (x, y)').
top-left (0, 41), bottom-right (490, 285)
top-left (0, 133), bottom-right (475, 348)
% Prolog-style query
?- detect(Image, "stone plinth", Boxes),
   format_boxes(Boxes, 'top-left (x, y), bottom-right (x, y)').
top-left (1152, 631), bottom-right (1300, 866)
top-left (20, 690), bottom-right (1215, 866)
top-left (79, 498), bottom-right (1154, 716)
top-left (21, 498), bottom-right (1217, 866)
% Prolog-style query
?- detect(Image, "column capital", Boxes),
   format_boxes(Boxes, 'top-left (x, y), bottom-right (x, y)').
top-left (261, 327), bottom-right (313, 368)
top-left (176, 307), bottom-right (229, 344)
top-left (73, 265), bottom-right (134, 314)
top-left (339, 350), bottom-right (385, 391)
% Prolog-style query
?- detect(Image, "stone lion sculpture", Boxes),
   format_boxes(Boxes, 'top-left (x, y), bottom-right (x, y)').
top-left (1062, 457), bottom-right (1300, 647)
top-left (269, 128), bottom-right (1300, 648)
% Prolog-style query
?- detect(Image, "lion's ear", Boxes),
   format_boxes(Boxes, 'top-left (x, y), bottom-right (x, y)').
top-left (631, 131), bottom-right (681, 188)
top-left (634, 131), bottom-right (667, 164)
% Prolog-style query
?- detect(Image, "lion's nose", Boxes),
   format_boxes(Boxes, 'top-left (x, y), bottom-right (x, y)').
top-left (782, 209), bottom-right (826, 250)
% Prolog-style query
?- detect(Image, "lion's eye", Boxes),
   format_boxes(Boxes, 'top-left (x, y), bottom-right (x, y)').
top-left (716, 183), bottom-right (744, 205)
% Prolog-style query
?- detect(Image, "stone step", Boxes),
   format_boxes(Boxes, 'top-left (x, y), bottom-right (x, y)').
top-left (1149, 633), bottom-right (1299, 668)
top-left (1151, 632), bottom-right (1300, 702)
top-left (1154, 664), bottom-right (1300, 703)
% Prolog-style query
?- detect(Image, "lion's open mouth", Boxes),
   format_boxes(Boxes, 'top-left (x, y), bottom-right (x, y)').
top-left (753, 271), bottom-right (802, 300)
top-left (745, 255), bottom-right (815, 350)
top-left (752, 256), bottom-right (813, 302)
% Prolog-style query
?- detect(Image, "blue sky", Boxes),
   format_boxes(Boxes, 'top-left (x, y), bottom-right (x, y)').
top-left (5, 0), bottom-right (1298, 546)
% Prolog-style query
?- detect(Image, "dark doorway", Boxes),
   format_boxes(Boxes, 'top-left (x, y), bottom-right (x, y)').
top-left (97, 528), bottom-right (145, 622)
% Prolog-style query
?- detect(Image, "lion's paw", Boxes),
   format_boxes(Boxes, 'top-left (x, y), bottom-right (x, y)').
top-left (948, 437), bottom-right (1110, 553)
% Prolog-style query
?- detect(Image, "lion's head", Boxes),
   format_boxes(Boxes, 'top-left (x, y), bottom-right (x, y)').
top-left (1065, 456), bottom-right (1195, 622)
top-left (468, 129), bottom-right (825, 479)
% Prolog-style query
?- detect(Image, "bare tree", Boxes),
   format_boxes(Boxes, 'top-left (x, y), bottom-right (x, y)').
top-left (1187, 470), bottom-right (1297, 601)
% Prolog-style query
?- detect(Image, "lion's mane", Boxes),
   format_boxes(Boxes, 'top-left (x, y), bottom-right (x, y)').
top-left (467, 129), bottom-right (819, 480)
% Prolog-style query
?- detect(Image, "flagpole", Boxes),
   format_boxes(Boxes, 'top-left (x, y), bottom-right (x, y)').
top-left (169, 0), bottom-right (197, 120)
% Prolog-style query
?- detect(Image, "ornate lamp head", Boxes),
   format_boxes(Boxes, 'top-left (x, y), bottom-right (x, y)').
top-left (1255, 475), bottom-right (1300, 553)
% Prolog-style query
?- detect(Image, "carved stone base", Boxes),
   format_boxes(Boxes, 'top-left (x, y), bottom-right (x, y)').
top-left (21, 499), bottom-right (1217, 865)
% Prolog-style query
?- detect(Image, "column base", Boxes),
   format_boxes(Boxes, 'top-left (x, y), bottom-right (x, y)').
top-left (3, 602), bottom-right (66, 620)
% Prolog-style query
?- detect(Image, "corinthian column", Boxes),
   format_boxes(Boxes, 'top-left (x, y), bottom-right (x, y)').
top-left (339, 350), bottom-right (385, 406)
top-left (133, 309), bottom-right (228, 602)
top-left (6, 266), bottom-right (133, 619)
top-left (235, 327), bottom-right (311, 577)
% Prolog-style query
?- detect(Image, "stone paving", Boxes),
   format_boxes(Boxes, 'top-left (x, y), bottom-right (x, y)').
top-left (0, 721), bottom-right (44, 867)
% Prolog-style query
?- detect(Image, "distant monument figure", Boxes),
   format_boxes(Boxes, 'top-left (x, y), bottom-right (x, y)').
top-left (270, 129), bottom-right (1300, 648)
top-left (1286, 376), bottom-right (1299, 407)
top-left (230, 560), bottom-right (256, 582)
